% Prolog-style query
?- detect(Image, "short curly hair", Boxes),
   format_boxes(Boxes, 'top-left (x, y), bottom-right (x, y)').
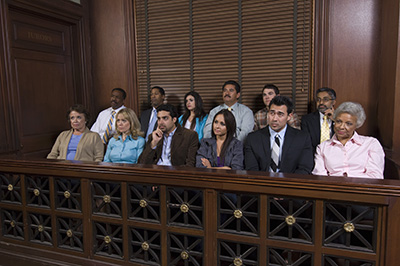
top-left (66, 104), bottom-right (90, 125)
top-left (333, 102), bottom-right (366, 128)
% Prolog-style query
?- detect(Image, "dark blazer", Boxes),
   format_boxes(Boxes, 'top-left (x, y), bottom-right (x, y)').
top-left (196, 137), bottom-right (244, 170)
top-left (244, 126), bottom-right (313, 174)
top-left (138, 125), bottom-right (199, 167)
top-left (301, 111), bottom-right (334, 152)
top-left (140, 108), bottom-right (157, 135)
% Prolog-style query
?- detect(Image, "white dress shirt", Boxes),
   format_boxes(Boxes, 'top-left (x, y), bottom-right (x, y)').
top-left (91, 105), bottom-right (126, 139)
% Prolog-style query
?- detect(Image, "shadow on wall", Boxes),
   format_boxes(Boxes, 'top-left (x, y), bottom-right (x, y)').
top-left (247, 93), bottom-right (265, 113)
top-left (384, 153), bottom-right (400, 180)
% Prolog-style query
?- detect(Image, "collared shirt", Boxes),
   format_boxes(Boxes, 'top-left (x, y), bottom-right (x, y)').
top-left (203, 102), bottom-right (254, 141)
top-left (254, 107), bottom-right (301, 130)
top-left (157, 127), bottom-right (177, 166)
top-left (312, 131), bottom-right (385, 179)
top-left (149, 107), bottom-right (157, 122)
top-left (103, 135), bottom-right (145, 164)
top-left (91, 105), bottom-right (126, 139)
top-left (146, 108), bottom-right (158, 140)
top-left (269, 125), bottom-right (287, 172)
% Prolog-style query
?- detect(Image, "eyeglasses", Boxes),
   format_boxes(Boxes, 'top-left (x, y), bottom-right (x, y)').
top-left (316, 97), bottom-right (333, 103)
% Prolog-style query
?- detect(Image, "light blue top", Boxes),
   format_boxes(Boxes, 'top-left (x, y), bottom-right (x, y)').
top-left (178, 114), bottom-right (208, 141)
top-left (203, 102), bottom-right (253, 142)
top-left (104, 135), bottom-right (145, 164)
top-left (66, 134), bottom-right (83, 160)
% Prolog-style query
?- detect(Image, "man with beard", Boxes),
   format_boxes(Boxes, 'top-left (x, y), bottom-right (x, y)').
top-left (91, 88), bottom-right (126, 144)
top-left (140, 86), bottom-right (166, 140)
top-left (203, 80), bottom-right (253, 142)
top-left (138, 104), bottom-right (198, 166)
top-left (301, 87), bottom-right (336, 153)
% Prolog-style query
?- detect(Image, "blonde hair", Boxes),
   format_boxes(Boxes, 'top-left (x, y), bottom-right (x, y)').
top-left (114, 108), bottom-right (144, 139)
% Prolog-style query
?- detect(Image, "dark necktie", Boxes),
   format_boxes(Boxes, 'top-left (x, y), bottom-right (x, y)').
top-left (270, 135), bottom-right (280, 172)
top-left (102, 110), bottom-right (116, 144)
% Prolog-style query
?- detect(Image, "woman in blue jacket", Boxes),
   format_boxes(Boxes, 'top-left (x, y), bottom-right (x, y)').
top-left (104, 108), bottom-right (145, 164)
top-left (178, 91), bottom-right (208, 140)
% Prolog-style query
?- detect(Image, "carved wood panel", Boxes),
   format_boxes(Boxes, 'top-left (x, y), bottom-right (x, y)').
top-left (8, 9), bottom-right (75, 156)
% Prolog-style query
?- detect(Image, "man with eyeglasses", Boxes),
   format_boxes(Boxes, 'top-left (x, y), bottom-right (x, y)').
top-left (245, 96), bottom-right (313, 173)
top-left (301, 87), bottom-right (337, 153)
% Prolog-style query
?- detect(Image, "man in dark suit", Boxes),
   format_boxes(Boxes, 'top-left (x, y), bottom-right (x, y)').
top-left (301, 87), bottom-right (336, 152)
top-left (245, 96), bottom-right (313, 174)
top-left (138, 104), bottom-right (199, 167)
top-left (140, 86), bottom-right (166, 140)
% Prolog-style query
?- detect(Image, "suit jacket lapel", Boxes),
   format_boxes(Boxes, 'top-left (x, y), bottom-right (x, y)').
top-left (313, 111), bottom-right (320, 135)
top-left (262, 127), bottom-right (272, 170)
top-left (170, 126), bottom-right (183, 157)
top-left (281, 126), bottom-right (294, 165)
top-left (143, 109), bottom-right (152, 132)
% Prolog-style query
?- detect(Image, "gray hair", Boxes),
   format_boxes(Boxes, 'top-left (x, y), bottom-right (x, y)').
top-left (333, 102), bottom-right (366, 128)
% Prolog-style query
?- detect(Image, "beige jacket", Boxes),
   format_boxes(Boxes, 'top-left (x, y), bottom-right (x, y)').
top-left (47, 127), bottom-right (104, 162)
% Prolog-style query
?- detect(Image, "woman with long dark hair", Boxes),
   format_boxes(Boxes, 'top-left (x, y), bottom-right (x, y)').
top-left (178, 91), bottom-right (208, 140)
top-left (196, 109), bottom-right (243, 170)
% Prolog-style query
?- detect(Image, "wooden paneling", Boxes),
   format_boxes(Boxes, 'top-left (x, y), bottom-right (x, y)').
top-left (0, 0), bottom-right (92, 157)
top-left (0, 1), bottom-right (17, 154)
top-left (8, 9), bottom-right (75, 156)
top-left (89, 0), bottom-right (138, 115)
top-left (377, 0), bottom-right (400, 151)
top-left (11, 49), bottom-right (73, 153)
top-left (1, 158), bottom-right (400, 265)
top-left (314, 0), bottom-right (381, 137)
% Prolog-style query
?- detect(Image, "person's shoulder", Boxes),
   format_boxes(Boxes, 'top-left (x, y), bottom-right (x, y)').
top-left (231, 137), bottom-right (243, 146)
top-left (200, 114), bottom-right (208, 121)
top-left (140, 108), bottom-right (152, 116)
top-left (107, 137), bottom-right (117, 145)
top-left (200, 137), bottom-right (214, 145)
top-left (59, 129), bottom-right (72, 137)
top-left (98, 107), bottom-right (112, 115)
top-left (255, 108), bottom-right (266, 115)
top-left (87, 129), bottom-right (101, 137)
top-left (136, 136), bottom-right (146, 143)
top-left (182, 126), bottom-right (198, 136)
top-left (237, 103), bottom-right (253, 112)
top-left (247, 127), bottom-right (268, 140)
top-left (287, 126), bottom-right (308, 137)
top-left (302, 111), bottom-right (318, 120)
top-left (209, 105), bottom-right (223, 113)
top-left (356, 134), bottom-right (381, 146)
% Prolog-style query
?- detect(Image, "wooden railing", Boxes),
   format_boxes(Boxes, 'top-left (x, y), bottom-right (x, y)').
top-left (1, 157), bottom-right (400, 265)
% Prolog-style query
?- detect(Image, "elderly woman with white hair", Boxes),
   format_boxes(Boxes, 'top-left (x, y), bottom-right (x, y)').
top-left (312, 102), bottom-right (385, 179)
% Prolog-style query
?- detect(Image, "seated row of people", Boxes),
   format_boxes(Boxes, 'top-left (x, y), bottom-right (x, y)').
top-left (47, 88), bottom-right (385, 179)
